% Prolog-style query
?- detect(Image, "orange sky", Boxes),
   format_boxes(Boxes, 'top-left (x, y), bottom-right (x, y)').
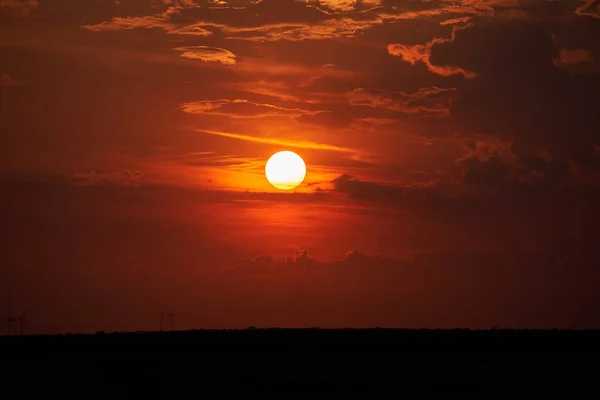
top-left (1, 0), bottom-right (600, 333)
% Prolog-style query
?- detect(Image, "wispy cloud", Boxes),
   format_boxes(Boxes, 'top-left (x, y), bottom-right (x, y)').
top-left (440, 16), bottom-right (471, 25)
top-left (219, 80), bottom-right (305, 103)
top-left (219, 18), bottom-right (382, 41)
top-left (305, 0), bottom-right (379, 12)
top-left (81, 5), bottom-right (188, 33)
top-left (378, 0), bottom-right (527, 22)
top-left (79, 0), bottom-right (538, 44)
top-left (387, 23), bottom-right (477, 79)
top-left (82, 3), bottom-right (383, 41)
top-left (235, 58), bottom-right (355, 80)
top-left (347, 86), bottom-right (455, 117)
top-left (192, 129), bottom-right (355, 153)
top-left (81, 15), bottom-right (174, 32)
top-left (575, 0), bottom-right (600, 19)
top-left (174, 46), bottom-right (236, 65)
top-left (181, 99), bottom-right (325, 118)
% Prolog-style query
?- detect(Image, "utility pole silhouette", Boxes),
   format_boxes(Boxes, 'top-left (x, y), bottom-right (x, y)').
top-left (160, 312), bottom-right (175, 331)
top-left (4, 313), bottom-right (25, 335)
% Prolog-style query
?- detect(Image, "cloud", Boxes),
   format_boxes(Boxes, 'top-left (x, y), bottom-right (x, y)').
top-left (218, 17), bottom-right (382, 41)
top-left (438, 20), bottom-right (600, 163)
top-left (0, 0), bottom-right (38, 15)
top-left (311, 0), bottom-right (357, 12)
top-left (168, 25), bottom-right (213, 35)
top-left (234, 58), bottom-right (355, 80)
top-left (347, 86), bottom-right (455, 117)
top-left (81, 0), bottom-right (383, 41)
top-left (180, 99), bottom-right (325, 118)
top-left (78, 0), bottom-right (572, 45)
top-left (456, 133), bottom-right (581, 193)
top-left (230, 246), bottom-right (600, 328)
top-left (387, 23), bottom-right (477, 78)
top-left (440, 16), bottom-right (471, 25)
top-left (233, 248), bottom-right (400, 277)
top-left (219, 80), bottom-right (305, 103)
top-left (193, 129), bottom-right (355, 153)
top-left (552, 48), bottom-right (597, 73)
top-left (0, 73), bottom-right (20, 86)
top-left (377, 1), bottom-right (488, 22)
top-left (72, 170), bottom-right (144, 188)
top-left (379, 0), bottom-right (555, 22)
top-left (82, 15), bottom-right (174, 32)
top-left (331, 173), bottom-right (441, 208)
top-left (81, 5), bottom-right (188, 33)
top-left (174, 46), bottom-right (236, 65)
top-left (455, 137), bottom-right (540, 188)
top-left (553, 48), bottom-right (594, 67)
top-left (164, 0), bottom-right (199, 7)
top-left (329, 142), bottom-right (561, 211)
top-left (303, 0), bottom-right (382, 12)
top-left (575, 0), bottom-right (600, 18)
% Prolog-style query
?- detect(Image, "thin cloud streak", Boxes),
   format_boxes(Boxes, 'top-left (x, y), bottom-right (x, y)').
top-left (192, 129), bottom-right (356, 153)
top-left (181, 99), bottom-right (325, 118)
top-left (575, 0), bottom-right (600, 19)
top-left (174, 46), bottom-right (236, 65)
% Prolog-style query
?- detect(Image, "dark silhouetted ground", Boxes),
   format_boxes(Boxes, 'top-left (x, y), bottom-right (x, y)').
top-left (1, 328), bottom-right (599, 395)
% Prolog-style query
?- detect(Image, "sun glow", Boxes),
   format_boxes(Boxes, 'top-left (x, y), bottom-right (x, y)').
top-left (265, 151), bottom-right (307, 190)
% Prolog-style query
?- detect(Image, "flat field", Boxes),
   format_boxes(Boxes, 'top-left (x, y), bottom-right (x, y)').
top-left (1, 329), bottom-right (598, 395)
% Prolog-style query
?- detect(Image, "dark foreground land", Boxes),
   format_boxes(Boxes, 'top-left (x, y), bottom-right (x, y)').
top-left (2, 328), bottom-right (600, 395)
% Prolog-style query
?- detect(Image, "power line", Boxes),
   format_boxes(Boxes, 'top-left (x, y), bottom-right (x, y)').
top-left (3, 313), bottom-right (25, 335)
top-left (159, 311), bottom-right (175, 331)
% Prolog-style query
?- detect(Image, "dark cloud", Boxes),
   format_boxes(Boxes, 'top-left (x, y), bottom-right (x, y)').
top-left (431, 20), bottom-right (600, 164)
top-left (72, 170), bottom-right (144, 188)
top-left (388, 23), bottom-right (477, 78)
top-left (331, 173), bottom-right (443, 211)
top-left (347, 86), bottom-right (455, 117)
top-left (232, 246), bottom-right (600, 329)
top-left (553, 48), bottom-right (598, 73)
top-left (553, 47), bottom-right (594, 67)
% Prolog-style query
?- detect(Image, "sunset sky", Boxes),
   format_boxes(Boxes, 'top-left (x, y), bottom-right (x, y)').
top-left (1, 0), bottom-right (600, 333)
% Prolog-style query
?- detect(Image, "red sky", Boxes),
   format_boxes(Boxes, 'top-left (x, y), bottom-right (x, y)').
top-left (1, 0), bottom-right (600, 333)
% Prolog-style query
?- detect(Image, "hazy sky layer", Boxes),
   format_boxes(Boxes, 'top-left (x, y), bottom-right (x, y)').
top-left (1, 0), bottom-right (599, 333)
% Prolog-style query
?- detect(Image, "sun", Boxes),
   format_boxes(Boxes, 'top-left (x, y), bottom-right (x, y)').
top-left (265, 150), bottom-right (307, 190)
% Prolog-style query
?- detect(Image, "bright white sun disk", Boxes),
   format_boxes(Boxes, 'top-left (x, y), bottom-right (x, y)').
top-left (265, 151), bottom-right (307, 190)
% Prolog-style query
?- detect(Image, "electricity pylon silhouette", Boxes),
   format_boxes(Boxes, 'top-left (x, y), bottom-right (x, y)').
top-left (4, 313), bottom-right (25, 335)
top-left (160, 311), bottom-right (175, 331)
